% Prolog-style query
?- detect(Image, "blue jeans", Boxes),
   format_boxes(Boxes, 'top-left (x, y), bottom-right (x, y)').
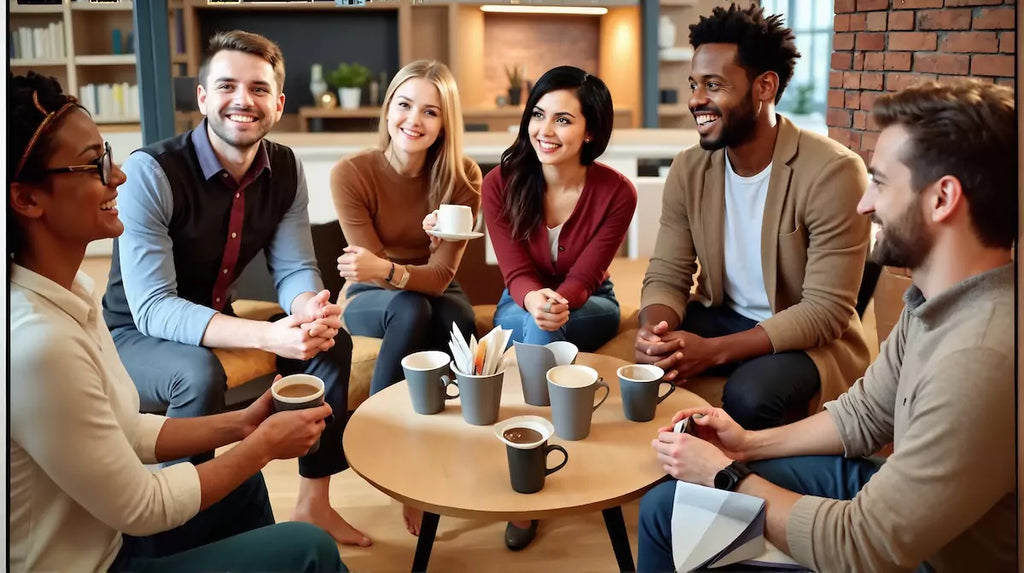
top-left (681, 302), bottom-right (819, 430)
top-left (637, 456), bottom-right (883, 572)
top-left (344, 280), bottom-right (476, 395)
top-left (110, 473), bottom-right (345, 572)
top-left (494, 279), bottom-right (620, 352)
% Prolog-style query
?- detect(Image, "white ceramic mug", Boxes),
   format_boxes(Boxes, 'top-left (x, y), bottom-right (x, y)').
top-left (436, 204), bottom-right (474, 235)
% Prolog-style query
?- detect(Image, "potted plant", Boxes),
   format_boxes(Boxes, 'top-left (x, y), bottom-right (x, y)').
top-left (505, 63), bottom-right (524, 106)
top-left (328, 62), bottom-right (370, 110)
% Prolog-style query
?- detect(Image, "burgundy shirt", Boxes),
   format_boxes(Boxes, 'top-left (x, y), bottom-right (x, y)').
top-left (482, 162), bottom-right (637, 309)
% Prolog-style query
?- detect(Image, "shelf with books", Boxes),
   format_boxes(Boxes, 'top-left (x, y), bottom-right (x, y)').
top-left (9, 3), bottom-right (62, 14)
top-left (75, 54), bottom-right (137, 66)
top-left (10, 58), bottom-right (67, 67)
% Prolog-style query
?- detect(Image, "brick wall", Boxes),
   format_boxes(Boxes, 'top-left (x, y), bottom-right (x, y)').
top-left (828, 0), bottom-right (1015, 162)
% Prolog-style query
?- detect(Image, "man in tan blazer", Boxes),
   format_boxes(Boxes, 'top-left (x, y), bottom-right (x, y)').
top-left (637, 4), bottom-right (870, 430)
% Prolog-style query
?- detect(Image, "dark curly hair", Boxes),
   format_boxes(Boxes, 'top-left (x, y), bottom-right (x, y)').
top-left (689, 3), bottom-right (800, 103)
top-left (9, 71), bottom-right (81, 265)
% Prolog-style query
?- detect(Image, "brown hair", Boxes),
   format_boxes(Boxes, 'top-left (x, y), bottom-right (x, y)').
top-left (872, 79), bottom-right (1017, 249)
top-left (198, 30), bottom-right (286, 92)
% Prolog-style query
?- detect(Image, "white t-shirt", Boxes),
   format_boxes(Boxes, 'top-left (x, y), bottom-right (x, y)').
top-left (547, 222), bottom-right (564, 264)
top-left (722, 153), bottom-right (773, 322)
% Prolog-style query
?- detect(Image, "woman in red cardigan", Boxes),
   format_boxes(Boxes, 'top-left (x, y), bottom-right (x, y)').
top-left (484, 66), bottom-right (637, 354)
top-left (482, 66), bottom-right (637, 551)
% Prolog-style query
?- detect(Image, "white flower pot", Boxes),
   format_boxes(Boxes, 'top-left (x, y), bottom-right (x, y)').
top-left (338, 87), bottom-right (361, 110)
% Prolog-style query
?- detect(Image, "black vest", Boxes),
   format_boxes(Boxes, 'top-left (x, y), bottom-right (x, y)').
top-left (103, 131), bottom-right (298, 330)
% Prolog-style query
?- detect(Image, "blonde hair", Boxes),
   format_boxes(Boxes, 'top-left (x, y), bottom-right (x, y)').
top-left (377, 60), bottom-right (472, 210)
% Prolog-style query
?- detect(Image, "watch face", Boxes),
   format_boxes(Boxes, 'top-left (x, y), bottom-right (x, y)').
top-left (714, 468), bottom-right (736, 491)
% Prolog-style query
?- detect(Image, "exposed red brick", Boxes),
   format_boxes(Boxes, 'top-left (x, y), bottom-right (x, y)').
top-left (857, 0), bottom-right (890, 10)
top-left (828, 109), bottom-right (854, 128)
top-left (849, 13), bottom-right (868, 31)
top-left (861, 72), bottom-right (885, 90)
top-left (853, 51), bottom-right (865, 70)
top-left (828, 126), bottom-right (853, 147)
top-left (996, 78), bottom-right (1014, 88)
top-left (999, 32), bottom-right (1015, 54)
top-left (848, 131), bottom-right (863, 150)
top-left (971, 54), bottom-right (1014, 77)
top-left (832, 52), bottom-right (853, 70)
top-left (943, 0), bottom-right (1001, 6)
top-left (914, 52), bottom-right (970, 74)
top-left (843, 71), bottom-right (863, 89)
top-left (853, 110), bottom-right (869, 130)
top-left (828, 89), bottom-right (846, 108)
top-left (937, 74), bottom-right (992, 85)
top-left (866, 12), bottom-right (888, 30)
top-left (835, 0), bottom-right (857, 12)
top-left (861, 131), bottom-right (879, 152)
top-left (916, 9), bottom-right (972, 30)
top-left (845, 91), bottom-right (862, 110)
top-left (892, 0), bottom-right (942, 7)
top-left (940, 32), bottom-right (999, 53)
top-left (864, 52), bottom-right (886, 70)
top-left (973, 7), bottom-right (1015, 30)
top-left (834, 33), bottom-right (856, 51)
top-left (856, 148), bottom-right (873, 166)
top-left (830, 71), bottom-right (845, 88)
top-left (884, 52), bottom-right (913, 70)
top-left (888, 11), bottom-right (915, 30)
top-left (856, 32), bottom-right (887, 51)
top-left (888, 32), bottom-right (938, 51)
top-left (860, 90), bottom-right (882, 112)
top-left (834, 14), bottom-right (851, 32)
top-left (885, 72), bottom-right (938, 91)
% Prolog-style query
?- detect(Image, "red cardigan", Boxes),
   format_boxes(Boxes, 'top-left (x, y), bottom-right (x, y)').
top-left (482, 162), bottom-right (637, 310)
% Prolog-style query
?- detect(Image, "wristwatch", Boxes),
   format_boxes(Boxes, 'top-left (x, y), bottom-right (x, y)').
top-left (714, 461), bottom-right (753, 491)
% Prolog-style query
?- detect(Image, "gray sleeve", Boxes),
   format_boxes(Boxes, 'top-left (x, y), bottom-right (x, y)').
top-left (117, 153), bottom-right (217, 345)
top-left (266, 157), bottom-right (323, 313)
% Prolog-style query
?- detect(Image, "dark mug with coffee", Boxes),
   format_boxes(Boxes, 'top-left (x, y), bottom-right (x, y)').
top-left (271, 374), bottom-right (327, 455)
top-left (494, 416), bottom-right (568, 494)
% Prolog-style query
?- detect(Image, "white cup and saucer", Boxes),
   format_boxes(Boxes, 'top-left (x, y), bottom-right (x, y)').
top-left (427, 204), bottom-right (484, 241)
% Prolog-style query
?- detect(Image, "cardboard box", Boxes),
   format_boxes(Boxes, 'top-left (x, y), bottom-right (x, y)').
top-left (873, 266), bottom-right (914, 343)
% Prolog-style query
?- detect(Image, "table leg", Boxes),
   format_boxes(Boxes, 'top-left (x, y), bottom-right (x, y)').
top-left (602, 506), bottom-right (636, 572)
top-left (411, 511), bottom-right (441, 573)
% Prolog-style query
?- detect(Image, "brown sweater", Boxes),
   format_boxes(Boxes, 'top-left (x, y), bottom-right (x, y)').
top-left (789, 264), bottom-right (1016, 571)
top-left (330, 148), bottom-right (482, 297)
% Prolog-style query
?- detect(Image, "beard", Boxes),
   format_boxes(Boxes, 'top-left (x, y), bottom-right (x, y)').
top-left (697, 92), bottom-right (759, 151)
top-left (207, 109), bottom-right (272, 149)
top-left (870, 202), bottom-right (933, 269)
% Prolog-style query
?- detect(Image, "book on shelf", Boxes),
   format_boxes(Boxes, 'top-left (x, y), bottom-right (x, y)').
top-left (79, 82), bottom-right (140, 123)
top-left (671, 480), bottom-right (805, 572)
top-left (11, 22), bottom-right (65, 60)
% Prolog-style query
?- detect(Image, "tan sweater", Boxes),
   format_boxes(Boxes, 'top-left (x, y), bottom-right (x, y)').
top-left (330, 148), bottom-right (482, 297)
top-left (788, 264), bottom-right (1016, 571)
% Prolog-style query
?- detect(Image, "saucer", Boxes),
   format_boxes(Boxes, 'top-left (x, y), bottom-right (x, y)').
top-left (427, 229), bottom-right (484, 241)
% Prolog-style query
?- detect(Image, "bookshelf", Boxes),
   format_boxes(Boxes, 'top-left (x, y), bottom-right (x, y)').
top-left (9, 0), bottom-right (140, 125)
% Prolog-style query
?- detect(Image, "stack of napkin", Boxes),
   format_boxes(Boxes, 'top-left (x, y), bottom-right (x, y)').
top-left (448, 323), bottom-right (511, 376)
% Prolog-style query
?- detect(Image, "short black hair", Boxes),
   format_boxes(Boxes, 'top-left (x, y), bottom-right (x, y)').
top-left (689, 3), bottom-right (800, 103)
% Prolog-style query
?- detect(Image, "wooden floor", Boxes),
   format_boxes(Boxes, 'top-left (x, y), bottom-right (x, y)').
top-left (261, 458), bottom-right (643, 572)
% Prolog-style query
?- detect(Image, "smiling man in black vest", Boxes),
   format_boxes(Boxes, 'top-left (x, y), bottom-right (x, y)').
top-left (103, 30), bottom-right (371, 548)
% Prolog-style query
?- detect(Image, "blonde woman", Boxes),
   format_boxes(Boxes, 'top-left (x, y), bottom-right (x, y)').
top-left (329, 60), bottom-right (482, 535)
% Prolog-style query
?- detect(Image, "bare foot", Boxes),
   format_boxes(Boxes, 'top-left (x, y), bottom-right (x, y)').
top-left (403, 504), bottom-right (423, 536)
top-left (293, 501), bottom-right (372, 547)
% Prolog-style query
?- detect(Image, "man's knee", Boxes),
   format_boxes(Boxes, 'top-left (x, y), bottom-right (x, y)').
top-left (167, 347), bottom-right (227, 411)
top-left (638, 480), bottom-right (676, 539)
top-left (385, 292), bottom-right (432, 327)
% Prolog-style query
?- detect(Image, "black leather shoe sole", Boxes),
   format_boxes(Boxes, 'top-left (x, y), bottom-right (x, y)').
top-left (504, 520), bottom-right (539, 551)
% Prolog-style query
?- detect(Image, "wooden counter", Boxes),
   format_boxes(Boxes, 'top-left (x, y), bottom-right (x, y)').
top-left (298, 105), bottom-right (635, 133)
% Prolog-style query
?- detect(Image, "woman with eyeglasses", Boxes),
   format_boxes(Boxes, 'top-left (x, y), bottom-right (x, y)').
top-left (8, 71), bottom-right (345, 572)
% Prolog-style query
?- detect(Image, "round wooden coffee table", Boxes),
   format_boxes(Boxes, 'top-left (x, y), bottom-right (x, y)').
top-left (344, 352), bottom-right (708, 572)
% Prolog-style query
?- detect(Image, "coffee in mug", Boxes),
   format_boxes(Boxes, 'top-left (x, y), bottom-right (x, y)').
top-left (436, 204), bottom-right (474, 235)
top-left (271, 374), bottom-right (327, 455)
top-left (617, 364), bottom-right (673, 422)
top-left (494, 416), bottom-right (568, 494)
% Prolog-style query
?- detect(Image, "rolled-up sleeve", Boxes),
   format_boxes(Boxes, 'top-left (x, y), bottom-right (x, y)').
top-left (118, 152), bottom-right (216, 345)
top-left (266, 158), bottom-right (323, 312)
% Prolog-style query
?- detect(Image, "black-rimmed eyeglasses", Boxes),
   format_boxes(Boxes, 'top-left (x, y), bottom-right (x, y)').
top-left (44, 141), bottom-right (113, 186)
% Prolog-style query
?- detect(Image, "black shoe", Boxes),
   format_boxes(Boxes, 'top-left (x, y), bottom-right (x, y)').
top-left (504, 520), bottom-right (539, 551)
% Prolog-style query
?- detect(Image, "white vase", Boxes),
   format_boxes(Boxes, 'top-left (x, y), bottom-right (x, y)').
top-left (310, 63), bottom-right (327, 100)
top-left (659, 16), bottom-right (676, 50)
top-left (338, 87), bottom-right (361, 110)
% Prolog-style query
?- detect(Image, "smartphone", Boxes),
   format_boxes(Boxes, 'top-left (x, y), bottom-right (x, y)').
top-left (673, 415), bottom-right (699, 436)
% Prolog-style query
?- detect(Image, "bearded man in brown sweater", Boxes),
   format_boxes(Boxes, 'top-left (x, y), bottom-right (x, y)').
top-left (638, 80), bottom-right (1017, 572)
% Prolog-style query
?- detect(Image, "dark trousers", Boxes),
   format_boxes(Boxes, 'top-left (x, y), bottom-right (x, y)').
top-left (681, 302), bottom-right (820, 430)
top-left (111, 324), bottom-right (353, 479)
top-left (343, 280), bottom-right (476, 395)
top-left (637, 456), bottom-right (883, 573)
top-left (111, 473), bottom-right (345, 572)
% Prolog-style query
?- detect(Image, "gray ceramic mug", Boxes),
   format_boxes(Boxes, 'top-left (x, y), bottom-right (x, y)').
top-left (494, 416), bottom-right (568, 494)
top-left (514, 341), bottom-right (578, 407)
top-left (617, 364), bottom-right (673, 422)
top-left (452, 362), bottom-right (504, 426)
top-left (546, 365), bottom-right (609, 440)
top-left (271, 374), bottom-right (327, 455)
top-left (402, 351), bottom-right (460, 415)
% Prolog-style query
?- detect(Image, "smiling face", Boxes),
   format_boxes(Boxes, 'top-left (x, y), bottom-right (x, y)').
top-left (528, 89), bottom-right (588, 168)
top-left (385, 77), bottom-right (444, 163)
top-left (22, 109), bottom-right (127, 246)
top-left (688, 43), bottom-right (759, 151)
top-left (197, 49), bottom-right (284, 152)
top-left (858, 123), bottom-right (934, 269)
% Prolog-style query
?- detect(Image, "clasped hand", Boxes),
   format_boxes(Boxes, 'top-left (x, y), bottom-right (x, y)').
top-left (524, 288), bottom-right (569, 331)
top-left (634, 321), bottom-right (722, 382)
top-left (265, 290), bottom-right (341, 360)
top-left (651, 407), bottom-right (751, 486)
top-left (337, 246), bottom-right (389, 283)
